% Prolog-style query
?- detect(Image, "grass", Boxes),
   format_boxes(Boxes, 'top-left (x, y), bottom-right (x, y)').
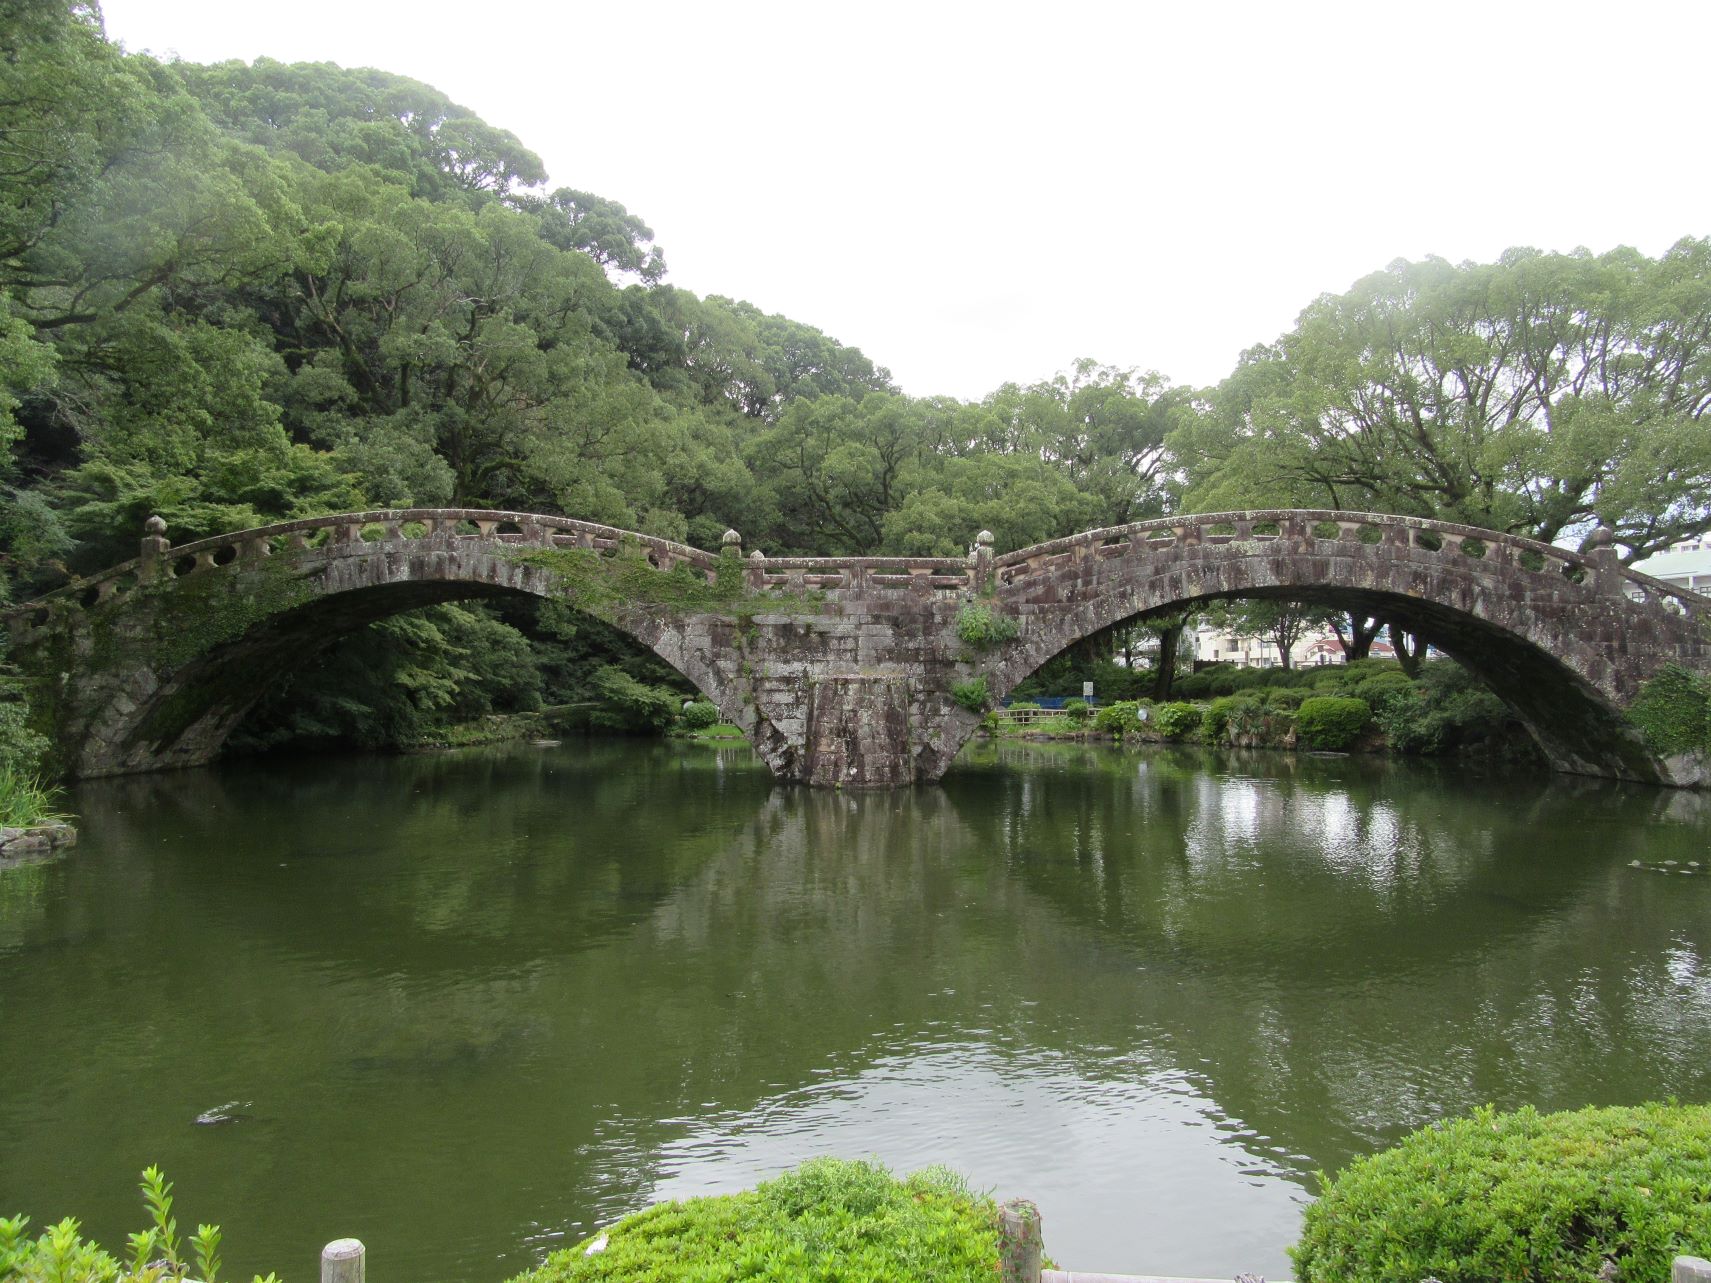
top-left (681, 721), bottom-right (747, 741)
top-left (0, 767), bottom-right (71, 828)
top-left (511, 1158), bottom-right (1003, 1283)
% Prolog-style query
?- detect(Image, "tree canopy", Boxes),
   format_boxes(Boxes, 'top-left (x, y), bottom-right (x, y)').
top-left (2, 0), bottom-right (1706, 751)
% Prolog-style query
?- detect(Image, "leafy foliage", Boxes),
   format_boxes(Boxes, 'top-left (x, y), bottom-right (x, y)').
top-left (0, 766), bottom-right (68, 827)
top-left (513, 1158), bottom-right (1001, 1283)
top-left (1294, 697), bottom-right (1370, 750)
top-left (1173, 246), bottom-right (1711, 560)
top-left (678, 699), bottom-right (720, 731)
top-left (1626, 664), bottom-right (1711, 757)
top-left (0, 1166), bottom-right (279, 1283)
top-left (1292, 1102), bottom-right (1711, 1283)
top-left (950, 677), bottom-right (990, 714)
top-left (1152, 702), bottom-right (1202, 739)
top-left (954, 603), bottom-right (1018, 650)
top-left (1092, 700), bottom-right (1144, 735)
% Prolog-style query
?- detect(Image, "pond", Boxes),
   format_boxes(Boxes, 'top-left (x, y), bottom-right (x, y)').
top-left (2, 738), bottom-right (1708, 1281)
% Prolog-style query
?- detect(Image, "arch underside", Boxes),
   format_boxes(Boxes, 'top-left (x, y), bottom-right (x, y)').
top-left (987, 565), bottom-right (1672, 784)
top-left (88, 571), bottom-right (751, 779)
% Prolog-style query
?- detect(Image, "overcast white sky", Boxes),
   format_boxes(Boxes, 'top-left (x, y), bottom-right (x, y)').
top-left (101, 0), bottom-right (1711, 402)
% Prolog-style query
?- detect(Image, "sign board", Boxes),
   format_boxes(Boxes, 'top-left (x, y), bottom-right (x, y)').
top-left (1082, 681), bottom-right (1094, 700)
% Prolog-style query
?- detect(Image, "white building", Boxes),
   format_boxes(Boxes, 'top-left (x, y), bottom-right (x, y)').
top-left (1632, 538), bottom-right (1711, 596)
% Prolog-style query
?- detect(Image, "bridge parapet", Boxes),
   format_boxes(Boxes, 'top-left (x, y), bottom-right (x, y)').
top-left (990, 509), bottom-right (1708, 619)
top-left (5, 508), bottom-right (737, 631)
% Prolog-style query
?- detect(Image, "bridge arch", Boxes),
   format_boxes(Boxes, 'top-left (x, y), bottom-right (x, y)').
top-left (976, 511), bottom-right (1707, 782)
top-left (7, 510), bottom-right (788, 779)
top-left (8, 507), bottom-right (1705, 789)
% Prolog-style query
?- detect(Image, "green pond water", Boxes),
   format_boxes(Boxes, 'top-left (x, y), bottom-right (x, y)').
top-left (2, 738), bottom-right (1709, 1281)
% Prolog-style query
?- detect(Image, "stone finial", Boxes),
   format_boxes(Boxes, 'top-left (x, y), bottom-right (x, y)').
top-left (1588, 525), bottom-right (1615, 548)
top-left (722, 528), bottom-right (742, 547)
top-left (749, 548), bottom-right (765, 561)
top-left (721, 528), bottom-right (743, 559)
top-left (144, 514), bottom-right (167, 536)
top-left (976, 529), bottom-right (994, 547)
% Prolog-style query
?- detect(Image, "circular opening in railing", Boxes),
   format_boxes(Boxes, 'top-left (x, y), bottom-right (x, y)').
top-left (212, 545), bottom-right (238, 566)
top-left (1311, 521), bottom-right (1341, 540)
top-left (1414, 530), bottom-right (1444, 552)
top-left (1459, 537), bottom-right (1487, 559)
top-left (173, 554), bottom-right (197, 577)
top-left (1518, 549), bottom-right (1546, 572)
top-left (1357, 525), bottom-right (1383, 545)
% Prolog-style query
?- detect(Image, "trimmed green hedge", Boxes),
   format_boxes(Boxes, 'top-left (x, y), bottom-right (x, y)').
top-left (678, 700), bottom-right (720, 730)
top-left (513, 1159), bottom-right (1001, 1283)
top-left (1295, 696), bottom-right (1369, 750)
top-left (1293, 1102), bottom-right (1711, 1283)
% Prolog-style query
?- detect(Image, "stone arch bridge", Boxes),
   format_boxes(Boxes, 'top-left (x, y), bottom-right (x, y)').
top-left (5, 508), bottom-right (1706, 789)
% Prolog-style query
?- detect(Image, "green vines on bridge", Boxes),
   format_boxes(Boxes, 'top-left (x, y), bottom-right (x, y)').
top-left (138, 558), bottom-right (318, 671)
top-left (503, 542), bottom-right (824, 619)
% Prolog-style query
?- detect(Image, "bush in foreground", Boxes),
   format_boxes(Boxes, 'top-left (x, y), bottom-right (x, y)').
top-left (1292, 1102), bottom-right (1711, 1283)
top-left (515, 1158), bottom-right (1000, 1283)
top-left (1294, 696), bottom-right (1370, 750)
top-left (2, 1166), bottom-right (278, 1283)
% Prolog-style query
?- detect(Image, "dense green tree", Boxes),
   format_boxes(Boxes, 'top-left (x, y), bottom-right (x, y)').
top-left (1172, 245), bottom-right (1711, 560)
top-left (981, 359), bottom-right (1184, 528)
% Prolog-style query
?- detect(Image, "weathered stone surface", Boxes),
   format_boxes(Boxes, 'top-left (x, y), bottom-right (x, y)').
top-left (0, 822), bottom-right (77, 861)
top-left (4, 507), bottom-right (1707, 789)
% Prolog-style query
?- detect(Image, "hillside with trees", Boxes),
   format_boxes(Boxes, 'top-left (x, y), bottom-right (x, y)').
top-left (3, 0), bottom-right (1708, 762)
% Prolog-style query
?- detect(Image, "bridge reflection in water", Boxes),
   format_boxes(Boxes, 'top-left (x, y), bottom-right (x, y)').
top-left (3, 740), bottom-right (1707, 1279)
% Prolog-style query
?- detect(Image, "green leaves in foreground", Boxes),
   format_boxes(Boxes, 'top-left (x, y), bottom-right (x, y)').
top-left (515, 1158), bottom-right (1001, 1283)
top-left (0, 1166), bottom-right (279, 1283)
top-left (1292, 1102), bottom-right (1711, 1282)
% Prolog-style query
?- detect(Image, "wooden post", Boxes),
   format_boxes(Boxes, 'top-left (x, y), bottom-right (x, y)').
top-left (1675, 1257), bottom-right (1711, 1282)
top-left (321, 1238), bottom-right (365, 1283)
top-left (997, 1198), bottom-right (1042, 1283)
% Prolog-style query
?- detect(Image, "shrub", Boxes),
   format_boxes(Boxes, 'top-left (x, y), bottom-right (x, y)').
top-left (951, 677), bottom-right (989, 713)
top-left (1061, 698), bottom-right (1089, 722)
top-left (678, 700), bottom-right (720, 731)
top-left (516, 1158), bottom-right (1001, 1283)
top-left (1174, 666), bottom-right (1229, 700)
top-left (1203, 694), bottom-right (1261, 743)
top-left (1007, 699), bottom-right (1040, 711)
top-left (954, 603), bottom-right (1018, 650)
top-left (588, 666), bottom-right (681, 733)
top-left (1262, 686), bottom-right (1308, 710)
top-left (1153, 702), bottom-right (1203, 739)
top-left (2, 1166), bottom-right (280, 1283)
top-left (1294, 696), bottom-right (1369, 750)
top-left (1292, 1102), bottom-right (1711, 1283)
top-left (1351, 669), bottom-right (1415, 704)
top-left (1093, 701), bottom-right (1141, 736)
top-left (1627, 664), bottom-right (1711, 757)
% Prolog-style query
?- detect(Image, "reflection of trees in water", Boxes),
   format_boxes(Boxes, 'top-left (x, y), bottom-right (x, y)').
top-left (5, 743), bottom-right (1708, 1279)
top-left (942, 745), bottom-right (1711, 1161)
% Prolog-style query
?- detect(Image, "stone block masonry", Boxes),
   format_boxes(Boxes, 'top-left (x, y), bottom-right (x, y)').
top-left (5, 508), bottom-right (1706, 789)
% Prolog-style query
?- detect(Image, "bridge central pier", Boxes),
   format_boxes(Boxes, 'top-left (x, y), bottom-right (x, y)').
top-left (640, 545), bottom-right (995, 789)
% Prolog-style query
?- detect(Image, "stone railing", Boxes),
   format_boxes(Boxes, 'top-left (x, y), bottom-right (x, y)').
top-left (991, 509), bottom-right (1710, 616)
top-left (7, 507), bottom-right (1707, 628)
top-left (3, 509), bottom-right (988, 624)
